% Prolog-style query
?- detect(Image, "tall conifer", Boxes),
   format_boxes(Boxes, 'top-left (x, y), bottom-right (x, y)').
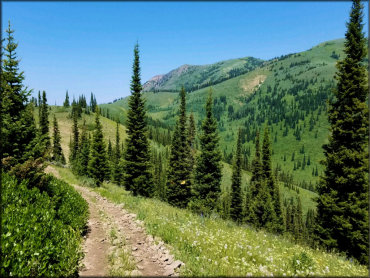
top-left (262, 126), bottom-right (283, 233)
top-left (1, 22), bottom-right (36, 162)
top-left (191, 89), bottom-right (222, 214)
top-left (63, 90), bottom-right (70, 107)
top-left (88, 109), bottom-right (108, 186)
top-left (166, 87), bottom-right (192, 208)
top-left (123, 43), bottom-right (153, 196)
top-left (187, 113), bottom-right (196, 170)
top-left (230, 129), bottom-right (243, 222)
top-left (51, 115), bottom-right (65, 164)
top-left (69, 112), bottom-right (79, 169)
top-left (39, 91), bottom-right (50, 145)
top-left (77, 120), bottom-right (90, 176)
top-left (315, 0), bottom-right (368, 264)
top-left (112, 121), bottom-right (123, 185)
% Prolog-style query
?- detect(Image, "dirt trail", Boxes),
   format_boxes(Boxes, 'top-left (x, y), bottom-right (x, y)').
top-left (45, 166), bottom-right (184, 276)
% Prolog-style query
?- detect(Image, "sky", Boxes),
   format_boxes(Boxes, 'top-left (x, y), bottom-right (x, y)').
top-left (2, 1), bottom-right (369, 105)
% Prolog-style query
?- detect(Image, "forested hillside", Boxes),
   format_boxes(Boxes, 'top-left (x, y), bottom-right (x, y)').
top-left (101, 38), bottom-right (368, 190)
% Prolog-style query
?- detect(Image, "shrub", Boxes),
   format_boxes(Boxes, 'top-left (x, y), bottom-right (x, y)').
top-left (291, 251), bottom-right (315, 275)
top-left (1, 173), bottom-right (88, 276)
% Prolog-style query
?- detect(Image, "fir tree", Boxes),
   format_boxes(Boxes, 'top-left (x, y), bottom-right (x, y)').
top-left (1, 22), bottom-right (36, 162)
top-left (112, 121), bottom-right (123, 185)
top-left (230, 129), bottom-right (243, 222)
top-left (38, 91), bottom-right (41, 116)
top-left (166, 87), bottom-right (192, 208)
top-left (187, 113), bottom-right (196, 170)
top-left (63, 90), bottom-right (70, 107)
top-left (39, 91), bottom-right (50, 144)
top-left (191, 89), bottom-right (222, 214)
top-left (76, 120), bottom-right (90, 176)
top-left (88, 109), bottom-right (108, 186)
top-left (123, 43), bottom-right (153, 197)
top-left (107, 139), bottom-right (113, 158)
top-left (69, 112), bottom-right (79, 168)
top-left (315, 0), bottom-right (368, 264)
top-left (51, 115), bottom-right (65, 164)
top-left (262, 126), bottom-right (284, 233)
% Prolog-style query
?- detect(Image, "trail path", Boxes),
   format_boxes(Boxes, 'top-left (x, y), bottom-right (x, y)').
top-left (45, 166), bottom-right (184, 277)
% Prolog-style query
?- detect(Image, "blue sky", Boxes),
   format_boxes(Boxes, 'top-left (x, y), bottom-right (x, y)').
top-left (2, 1), bottom-right (369, 104)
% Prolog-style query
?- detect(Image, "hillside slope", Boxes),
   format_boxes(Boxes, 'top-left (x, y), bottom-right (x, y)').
top-left (142, 57), bottom-right (263, 92)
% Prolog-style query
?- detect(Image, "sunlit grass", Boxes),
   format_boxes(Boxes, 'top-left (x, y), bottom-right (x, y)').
top-left (53, 165), bottom-right (368, 277)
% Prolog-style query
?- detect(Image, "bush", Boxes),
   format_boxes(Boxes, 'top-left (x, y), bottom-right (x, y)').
top-left (291, 251), bottom-right (316, 275)
top-left (1, 173), bottom-right (88, 276)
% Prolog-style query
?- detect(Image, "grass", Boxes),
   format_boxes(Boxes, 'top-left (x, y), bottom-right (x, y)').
top-left (53, 165), bottom-right (368, 277)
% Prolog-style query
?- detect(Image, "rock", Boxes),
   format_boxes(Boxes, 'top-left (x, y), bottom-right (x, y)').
top-left (137, 265), bottom-right (144, 270)
top-left (163, 269), bottom-right (174, 276)
top-left (130, 269), bottom-right (142, 276)
top-left (166, 258), bottom-right (174, 265)
top-left (171, 260), bottom-right (183, 270)
top-left (113, 239), bottom-right (121, 246)
top-left (132, 246), bottom-right (138, 251)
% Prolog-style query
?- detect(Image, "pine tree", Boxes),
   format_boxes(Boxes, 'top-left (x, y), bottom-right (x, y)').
top-left (315, 0), bottom-right (368, 264)
top-left (123, 43), bottom-right (153, 197)
top-left (88, 108), bottom-right (108, 186)
top-left (76, 120), bottom-right (90, 176)
top-left (112, 121), bottom-right (123, 185)
top-left (166, 87), bottom-right (192, 208)
top-left (230, 129), bottom-right (243, 222)
top-left (39, 91), bottom-right (50, 145)
top-left (107, 139), bottom-right (113, 158)
top-left (51, 115), bottom-right (65, 164)
top-left (187, 113), bottom-right (196, 170)
top-left (63, 90), bottom-right (70, 107)
top-left (38, 91), bottom-right (41, 116)
top-left (1, 22), bottom-right (36, 162)
top-left (191, 89), bottom-right (222, 214)
top-left (262, 126), bottom-right (284, 233)
top-left (69, 111), bottom-right (79, 168)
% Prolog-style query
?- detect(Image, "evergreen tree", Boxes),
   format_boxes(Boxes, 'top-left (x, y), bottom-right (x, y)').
top-left (112, 121), bottom-right (123, 185)
top-left (38, 91), bottom-right (41, 116)
top-left (123, 43), bottom-right (153, 197)
top-left (1, 22), bottom-right (36, 162)
top-left (245, 132), bottom-right (262, 225)
top-left (246, 131), bottom-right (276, 232)
top-left (63, 90), bottom-right (70, 107)
top-left (191, 89), bottom-right (222, 214)
top-left (88, 109), bottom-right (108, 186)
top-left (51, 115), bottom-right (65, 164)
top-left (107, 139), bottom-right (113, 158)
top-left (230, 129), bottom-right (243, 222)
top-left (69, 112), bottom-right (79, 168)
top-left (76, 120), bottom-right (90, 176)
top-left (187, 113), bottom-right (196, 170)
top-left (166, 87), bottom-right (192, 208)
top-left (262, 126), bottom-right (284, 233)
top-left (39, 91), bottom-right (50, 144)
top-left (315, 0), bottom-right (368, 264)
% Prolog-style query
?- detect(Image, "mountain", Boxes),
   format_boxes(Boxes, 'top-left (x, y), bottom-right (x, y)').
top-left (100, 38), bottom-right (368, 191)
top-left (142, 57), bottom-right (264, 92)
